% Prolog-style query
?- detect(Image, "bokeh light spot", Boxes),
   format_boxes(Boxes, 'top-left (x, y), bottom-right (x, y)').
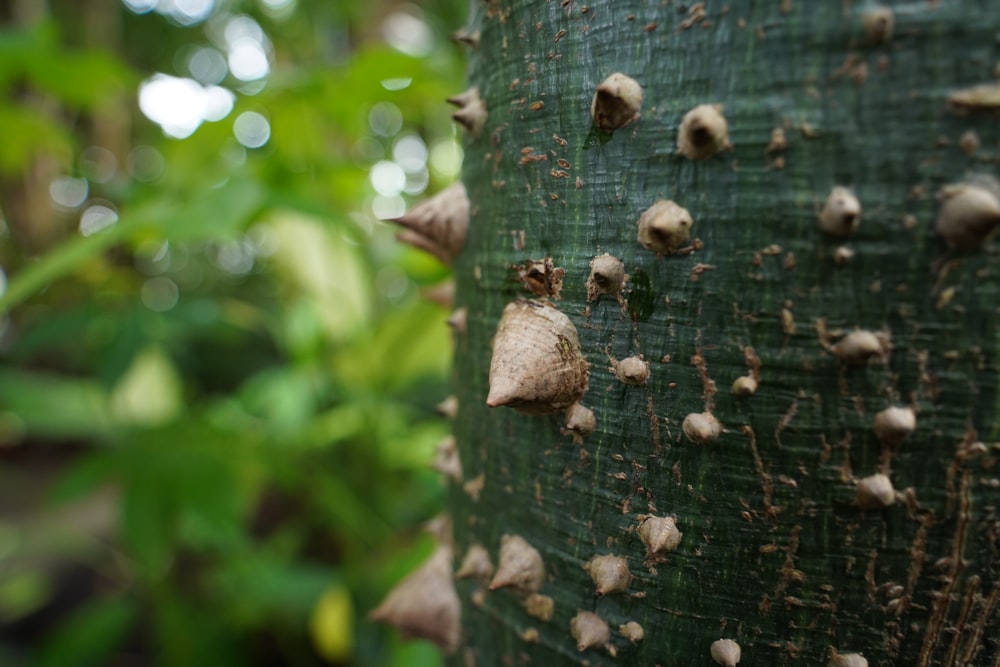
top-left (228, 38), bottom-right (269, 81)
top-left (128, 145), bottom-right (166, 182)
top-left (404, 168), bottom-right (429, 195)
top-left (375, 265), bottom-right (410, 301)
top-left (259, 0), bottom-right (296, 18)
top-left (141, 277), bottom-right (180, 312)
top-left (139, 74), bottom-right (209, 138)
top-left (370, 160), bottom-right (406, 197)
top-left (81, 146), bottom-right (118, 183)
top-left (233, 111), bottom-right (271, 148)
top-left (172, 0), bottom-right (214, 23)
top-left (188, 46), bottom-right (228, 84)
top-left (371, 195), bottom-right (405, 220)
top-left (79, 205), bottom-right (119, 237)
top-left (381, 11), bottom-right (432, 57)
top-left (368, 102), bottom-right (402, 138)
top-left (380, 78), bottom-right (412, 91)
top-left (122, 0), bottom-right (157, 13)
top-left (135, 240), bottom-right (172, 276)
top-left (203, 86), bottom-right (235, 121)
top-left (392, 135), bottom-right (428, 173)
top-left (216, 238), bottom-right (256, 275)
top-left (49, 177), bottom-right (89, 209)
top-left (224, 14), bottom-right (265, 44)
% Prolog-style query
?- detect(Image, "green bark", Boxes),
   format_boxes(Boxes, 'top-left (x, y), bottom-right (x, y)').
top-left (448, 2), bottom-right (1000, 665)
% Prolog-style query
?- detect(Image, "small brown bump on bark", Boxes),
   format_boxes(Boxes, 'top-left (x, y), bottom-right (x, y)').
top-left (638, 515), bottom-right (683, 556)
top-left (818, 187), bottom-right (861, 237)
top-left (619, 621), bottom-right (644, 643)
top-left (731, 376), bottom-right (758, 396)
top-left (861, 6), bottom-right (894, 44)
top-left (637, 199), bottom-right (693, 256)
top-left (873, 406), bottom-right (916, 445)
top-left (450, 27), bottom-right (480, 48)
top-left (615, 355), bottom-right (650, 385)
top-left (570, 610), bottom-right (610, 652)
top-left (583, 554), bottom-right (632, 595)
top-left (432, 435), bottom-right (462, 482)
top-left (447, 307), bottom-right (467, 334)
top-left (369, 544), bottom-right (461, 653)
top-left (389, 182), bottom-right (469, 264)
top-left (562, 402), bottom-right (596, 443)
top-left (586, 253), bottom-right (626, 301)
top-left (435, 395), bottom-right (458, 420)
top-left (682, 411), bottom-right (722, 444)
top-left (486, 299), bottom-right (589, 414)
top-left (830, 329), bottom-right (890, 366)
top-left (523, 593), bottom-right (554, 621)
top-left (489, 534), bottom-right (545, 594)
top-left (828, 650), bottom-right (869, 667)
top-left (833, 245), bottom-right (855, 264)
top-left (448, 87), bottom-right (488, 135)
top-left (935, 181), bottom-right (1000, 249)
top-left (455, 543), bottom-right (494, 584)
top-left (959, 129), bottom-right (980, 155)
top-left (677, 104), bottom-right (731, 159)
top-left (856, 473), bottom-right (896, 509)
top-left (710, 638), bottom-right (742, 666)
top-left (947, 82), bottom-right (1000, 114)
top-left (591, 73), bottom-right (643, 130)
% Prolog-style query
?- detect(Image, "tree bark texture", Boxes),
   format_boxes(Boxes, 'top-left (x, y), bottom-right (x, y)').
top-left (449, 2), bottom-right (1000, 665)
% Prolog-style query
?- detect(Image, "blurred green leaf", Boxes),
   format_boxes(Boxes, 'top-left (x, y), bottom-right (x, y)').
top-left (152, 587), bottom-right (244, 667)
top-left (49, 452), bottom-right (116, 505)
top-left (120, 479), bottom-right (174, 578)
top-left (238, 366), bottom-right (320, 435)
top-left (117, 420), bottom-right (259, 576)
top-left (0, 105), bottom-right (74, 174)
top-left (268, 214), bottom-right (374, 341)
top-left (0, 570), bottom-right (51, 624)
top-left (209, 551), bottom-right (332, 627)
top-left (0, 370), bottom-right (111, 439)
top-left (26, 48), bottom-right (131, 110)
top-left (333, 299), bottom-right (451, 394)
top-left (299, 403), bottom-right (367, 450)
top-left (37, 597), bottom-right (136, 667)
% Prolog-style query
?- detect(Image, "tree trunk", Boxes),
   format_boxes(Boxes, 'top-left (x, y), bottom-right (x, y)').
top-left (444, 2), bottom-right (1000, 665)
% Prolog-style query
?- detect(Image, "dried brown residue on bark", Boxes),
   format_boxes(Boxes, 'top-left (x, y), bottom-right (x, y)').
top-left (691, 330), bottom-right (718, 410)
top-left (513, 257), bottom-right (565, 299)
top-left (955, 580), bottom-right (1000, 665)
top-left (741, 425), bottom-right (775, 521)
top-left (895, 514), bottom-right (931, 620)
top-left (918, 454), bottom-right (973, 666)
top-left (774, 396), bottom-right (799, 448)
top-left (765, 525), bottom-right (803, 614)
top-left (838, 433), bottom-right (854, 483)
top-left (647, 393), bottom-right (661, 454)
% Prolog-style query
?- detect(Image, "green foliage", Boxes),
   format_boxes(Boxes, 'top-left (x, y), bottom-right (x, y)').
top-left (0, 0), bottom-right (464, 665)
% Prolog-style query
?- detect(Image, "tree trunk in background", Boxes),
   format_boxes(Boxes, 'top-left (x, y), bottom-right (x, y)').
top-left (447, 1), bottom-right (1000, 665)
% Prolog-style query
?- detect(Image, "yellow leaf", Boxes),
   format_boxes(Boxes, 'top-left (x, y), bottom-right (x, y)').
top-left (309, 584), bottom-right (354, 663)
top-left (109, 346), bottom-right (182, 426)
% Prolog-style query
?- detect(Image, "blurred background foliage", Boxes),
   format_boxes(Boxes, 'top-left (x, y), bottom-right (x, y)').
top-left (0, 0), bottom-right (466, 664)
